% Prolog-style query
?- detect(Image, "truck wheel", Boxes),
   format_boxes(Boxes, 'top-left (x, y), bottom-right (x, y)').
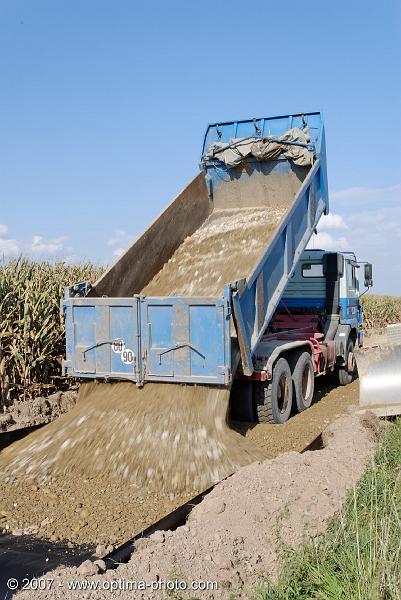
top-left (254, 358), bottom-right (293, 424)
top-left (292, 352), bottom-right (315, 412)
top-left (338, 339), bottom-right (356, 386)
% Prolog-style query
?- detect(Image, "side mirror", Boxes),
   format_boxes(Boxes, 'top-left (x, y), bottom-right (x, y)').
top-left (364, 263), bottom-right (373, 287)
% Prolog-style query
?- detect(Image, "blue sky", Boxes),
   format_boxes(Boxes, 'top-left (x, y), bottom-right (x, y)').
top-left (0, 0), bottom-right (400, 294)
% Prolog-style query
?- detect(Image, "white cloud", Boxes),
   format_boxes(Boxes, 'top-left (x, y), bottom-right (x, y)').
top-left (30, 235), bottom-right (67, 255)
top-left (328, 184), bottom-right (401, 295)
top-left (0, 224), bottom-right (72, 259)
top-left (307, 231), bottom-right (350, 251)
top-left (107, 229), bottom-right (135, 260)
top-left (317, 213), bottom-right (347, 231)
top-left (309, 213), bottom-right (349, 251)
top-left (0, 237), bottom-right (20, 256)
top-left (331, 183), bottom-right (401, 207)
top-left (347, 209), bottom-right (401, 294)
top-left (107, 229), bottom-right (128, 247)
top-left (0, 223), bottom-right (20, 256)
top-left (63, 254), bottom-right (79, 264)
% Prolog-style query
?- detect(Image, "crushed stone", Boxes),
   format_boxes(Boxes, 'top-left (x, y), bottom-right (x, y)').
top-left (141, 206), bottom-right (287, 296)
top-left (0, 203), bottom-right (290, 547)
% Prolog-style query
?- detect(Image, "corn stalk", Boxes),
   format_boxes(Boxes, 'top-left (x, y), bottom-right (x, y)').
top-left (361, 295), bottom-right (401, 330)
top-left (0, 258), bottom-right (103, 407)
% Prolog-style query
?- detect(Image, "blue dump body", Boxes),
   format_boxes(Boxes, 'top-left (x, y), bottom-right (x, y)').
top-left (62, 112), bottom-right (329, 386)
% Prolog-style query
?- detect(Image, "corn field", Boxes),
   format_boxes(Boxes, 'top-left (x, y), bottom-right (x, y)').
top-left (0, 258), bottom-right (103, 407)
top-left (361, 294), bottom-right (401, 330)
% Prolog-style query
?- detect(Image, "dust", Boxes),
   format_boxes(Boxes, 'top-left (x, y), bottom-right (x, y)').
top-left (141, 206), bottom-right (287, 296)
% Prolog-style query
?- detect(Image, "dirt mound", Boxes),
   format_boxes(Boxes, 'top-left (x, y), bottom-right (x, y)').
top-left (0, 390), bottom-right (77, 432)
top-left (0, 382), bottom-right (264, 544)
top-left (13, 410), bottom-right (382, 600)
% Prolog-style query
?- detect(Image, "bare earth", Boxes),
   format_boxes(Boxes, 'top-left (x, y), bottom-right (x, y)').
top-left (237, 378), bottom-right (359, 456)
top-left (0, 390), bottom-right (77, 432)
top-left (14, 407), bottom-right (383, 600)
top-left (0, 380), bottom-right (357, 549)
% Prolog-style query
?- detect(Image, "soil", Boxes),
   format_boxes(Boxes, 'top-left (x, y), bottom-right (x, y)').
top-left (141, 207), bottom-right (287, 296)
top-left (235, 378), bottom-right (359, 456)
top-left (14, 408), bottom-right (383, 600)
top-left (0, 382), bottom-right (264, 545)
top-left (0, 380), bottom-right (359, 550)
top-left (0, 390), bottom-right (77, 432)
top-left (363, 329), bottom-right (387, 347)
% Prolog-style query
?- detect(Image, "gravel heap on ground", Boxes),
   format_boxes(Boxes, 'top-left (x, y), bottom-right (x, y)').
top-left (14, 410), bottom-right (383, 600)
top-left (141, 206), bottom-right (287, 296)
top-left (0, 382), bottom-right (264, 545)
top-left (0, 390), bottom-right (77, 432)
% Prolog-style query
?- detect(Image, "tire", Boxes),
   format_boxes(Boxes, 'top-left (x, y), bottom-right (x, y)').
top-left (254, 357), bottom-right (293, 424)
top-left (292, 352), bottom-right (315, 412)
top-left (338, 339), bottom-right (356, 386)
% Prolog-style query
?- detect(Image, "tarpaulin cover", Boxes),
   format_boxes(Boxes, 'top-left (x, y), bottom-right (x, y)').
top-left (204, 127), bottom-right (314, 167)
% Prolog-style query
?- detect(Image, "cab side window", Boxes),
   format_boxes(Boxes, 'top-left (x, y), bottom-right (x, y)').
top-left (352, 266), bottom-right (359, 291)
top-left (346, 262), bottom-right (359, 293)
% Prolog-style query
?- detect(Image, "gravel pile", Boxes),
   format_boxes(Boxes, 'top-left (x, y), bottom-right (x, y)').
top-left (0, 203), bottom-right (288, 548)
top-left (0, 382), bottom-right (264, 545)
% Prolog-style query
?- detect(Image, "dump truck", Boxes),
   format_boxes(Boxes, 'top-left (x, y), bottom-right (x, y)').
top-left (61, 111), bottom-right (382, 424)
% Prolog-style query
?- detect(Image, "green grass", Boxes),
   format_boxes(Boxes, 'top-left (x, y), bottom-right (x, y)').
top-left (257, 419), bottom-right (401, 600)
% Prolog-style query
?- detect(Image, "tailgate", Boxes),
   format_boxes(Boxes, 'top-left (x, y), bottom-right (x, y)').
top-left (62, 294), bottom-right (232, 386)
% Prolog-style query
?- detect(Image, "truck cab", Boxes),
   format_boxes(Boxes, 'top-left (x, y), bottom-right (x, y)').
top-left (281, 248), bottom-right (363, 347)
top-left (236, 249), bottom-right (372, 425)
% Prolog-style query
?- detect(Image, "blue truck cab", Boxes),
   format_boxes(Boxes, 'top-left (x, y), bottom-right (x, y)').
top-left (281, 249), bottom-right (363, 346)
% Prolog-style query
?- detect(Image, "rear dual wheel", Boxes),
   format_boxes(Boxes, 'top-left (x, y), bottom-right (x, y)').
top-left (254, 352), bottom-right (315, 424)
top-left (254, 358), bottom-right (293, 424)
top-left (290, 351), bottom-right (315, 412)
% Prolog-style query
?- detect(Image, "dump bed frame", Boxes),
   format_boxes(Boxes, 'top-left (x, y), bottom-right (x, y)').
top-left (62, 112), bottom-right (328, 386)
